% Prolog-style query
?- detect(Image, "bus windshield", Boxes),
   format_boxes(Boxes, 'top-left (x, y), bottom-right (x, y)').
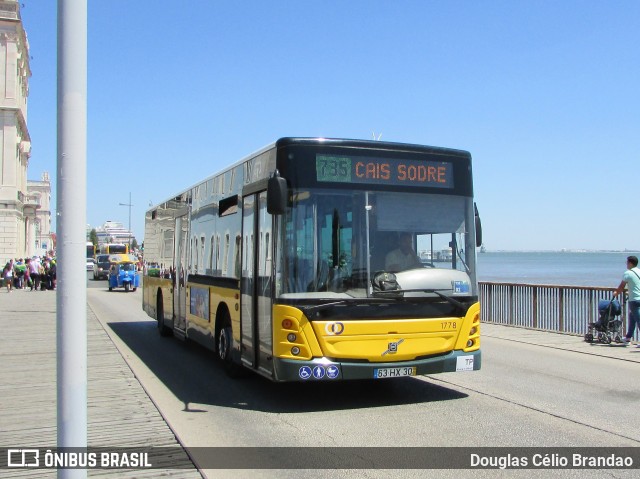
top-left (276, 188), bottom-right (478, 300)
top-left (103, 244), bottom-right (128, 255)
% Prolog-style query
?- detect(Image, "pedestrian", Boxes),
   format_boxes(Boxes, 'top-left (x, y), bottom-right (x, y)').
top-left (24, 258), bottom-right (31, 289)
top-left (49, 258), bottom-right (57, 290)
top-left (28, 257), bottom-right (40, 291)
top-left (39, 259), bottom-right (47, 290)
top-left (3, 259), bottom-right (14, 292)
top-left (613, 255), bottom-right (640, 346)
top-left (14, 258), bottom-right (25, 289)
top-left (42, 258), bottom-right (52, 290)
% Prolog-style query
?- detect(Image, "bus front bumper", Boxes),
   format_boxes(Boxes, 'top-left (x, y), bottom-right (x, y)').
top-left (272, 349), bottom-right (481, 382)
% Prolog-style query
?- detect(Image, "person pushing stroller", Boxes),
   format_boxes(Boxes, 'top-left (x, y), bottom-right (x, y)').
top-left (612, 255), bottom-right (640, 346)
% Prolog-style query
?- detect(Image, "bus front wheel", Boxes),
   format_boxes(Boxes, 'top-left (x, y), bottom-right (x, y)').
top-left (217, 321), bottom-right (243, 378)
top-left (218, 326), bottom-right (231, 361)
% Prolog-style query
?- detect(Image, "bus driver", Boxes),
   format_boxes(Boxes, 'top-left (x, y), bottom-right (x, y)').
top-left (385, 232), bottom-right (422, 272)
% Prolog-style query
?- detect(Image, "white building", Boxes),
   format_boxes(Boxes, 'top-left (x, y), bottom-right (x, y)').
top-left (93, 220), bottom-right (136, 247)
top-left (27, 172), bottom-right (53, 257)
top-left (0, 1), bottom-right (38, 264)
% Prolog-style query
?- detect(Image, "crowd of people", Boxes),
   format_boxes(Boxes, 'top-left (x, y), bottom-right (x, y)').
top-left (2, 256), bottom-right (57, 292)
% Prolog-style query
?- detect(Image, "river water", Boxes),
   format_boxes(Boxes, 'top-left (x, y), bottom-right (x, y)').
top-left (476, 251), bottom-right (638, 288)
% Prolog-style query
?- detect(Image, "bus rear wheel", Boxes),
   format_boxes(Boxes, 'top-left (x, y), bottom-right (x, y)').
top-left (157, 293), bottom-right (171, 337)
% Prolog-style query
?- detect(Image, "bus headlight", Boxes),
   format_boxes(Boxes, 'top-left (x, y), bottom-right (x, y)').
top-left (291, 347), bottom-right (300, 355)
top-left (469, 326), bottom-right (477, 336)
top-left (287, 333), bottom-right (297, 342)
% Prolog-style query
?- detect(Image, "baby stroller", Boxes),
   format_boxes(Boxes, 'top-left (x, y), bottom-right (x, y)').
top-left (584, 299), bottom-right (623, 344)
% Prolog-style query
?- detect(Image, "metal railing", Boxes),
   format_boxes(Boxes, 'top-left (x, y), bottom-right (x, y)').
top-left (479, 281), bottom-right (637, 339)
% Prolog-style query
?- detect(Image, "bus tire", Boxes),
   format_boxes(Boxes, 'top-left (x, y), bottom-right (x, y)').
top-left (216, 314), bottom-right (243, 378)
top-left (157, 292), bottom-right (171, 337)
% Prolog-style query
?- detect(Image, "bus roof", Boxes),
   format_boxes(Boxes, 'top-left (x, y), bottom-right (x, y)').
top-left (146, 137), bottom-right (471, 213)
top-left (274, 137), bottom-right (471, 158)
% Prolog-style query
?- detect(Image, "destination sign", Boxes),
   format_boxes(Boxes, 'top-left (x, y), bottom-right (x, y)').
top-left (316, 155), bottom-right (454, 189)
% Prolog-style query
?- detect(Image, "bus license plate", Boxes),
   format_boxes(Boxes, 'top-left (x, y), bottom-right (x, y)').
top-left (373, 367), bottom-right (416, 379)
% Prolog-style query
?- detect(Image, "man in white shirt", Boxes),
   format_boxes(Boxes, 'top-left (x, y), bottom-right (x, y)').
top-left (613, 255), bottom-right (640, 345)
top-left (384, 233), bottom-right (422, 272)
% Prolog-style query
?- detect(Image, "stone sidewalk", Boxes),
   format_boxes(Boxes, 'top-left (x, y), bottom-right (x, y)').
top-left (0, 287), bottom-right (202, 478)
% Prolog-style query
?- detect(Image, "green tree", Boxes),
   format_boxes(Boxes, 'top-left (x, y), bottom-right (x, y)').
top-left (89, 229), bottom-right (99, 247)
top-left (131, 238), bottom-right (138, 250)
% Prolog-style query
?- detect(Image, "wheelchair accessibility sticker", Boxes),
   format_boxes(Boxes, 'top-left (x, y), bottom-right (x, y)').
top-left (298, 365), bottom-right (340, 380)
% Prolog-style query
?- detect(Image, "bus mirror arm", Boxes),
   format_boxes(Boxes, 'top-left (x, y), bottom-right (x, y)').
top-left (267, 172), bottom-right (287, 215)
top-left (474, 203), bottom-right (483, 248)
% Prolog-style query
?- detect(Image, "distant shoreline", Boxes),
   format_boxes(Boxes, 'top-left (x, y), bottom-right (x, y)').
top-left (480, 250), bottom-right (639, 254)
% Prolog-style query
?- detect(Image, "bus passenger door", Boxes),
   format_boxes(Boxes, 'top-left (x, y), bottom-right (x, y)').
top-left (173, 212), bottom-right (188, 335)
top-left (241, 192), bottom-right (274, 376)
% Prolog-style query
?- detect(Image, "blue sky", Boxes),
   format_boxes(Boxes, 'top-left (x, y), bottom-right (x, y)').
top-left (20, 1), bottom-right (640, 251)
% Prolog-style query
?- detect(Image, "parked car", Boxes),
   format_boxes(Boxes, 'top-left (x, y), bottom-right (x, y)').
top-left (93, 254), bottom-right (111, 280)
top-left (86, 258), bottom-right (95, 272)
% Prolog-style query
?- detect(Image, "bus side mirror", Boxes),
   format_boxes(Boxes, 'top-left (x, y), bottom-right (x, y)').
top-left (474, 203), bottom-right (483, 248)
top-left (267, 173), bottom-right (287, 215)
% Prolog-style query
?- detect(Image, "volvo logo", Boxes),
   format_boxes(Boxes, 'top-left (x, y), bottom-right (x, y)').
top-left (382, 338), bottom-right (404, 356)
top-left (324, 322), bottom-right (345, 335)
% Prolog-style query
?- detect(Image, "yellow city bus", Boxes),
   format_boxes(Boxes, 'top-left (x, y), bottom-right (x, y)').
top-left (100, 243), bottom-right (129, 255)
top-left (143, 138), bottom-right (482, 381)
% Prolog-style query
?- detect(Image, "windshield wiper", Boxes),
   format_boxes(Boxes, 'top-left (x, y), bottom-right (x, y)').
top-left (372, 288), bottom-right (468, 310)
top-left (301, 296), bottom-right (405, 316)
top-left (301, 300), bottom-right (357, 316)
top-left (432, 291), bottom-right (467, 310)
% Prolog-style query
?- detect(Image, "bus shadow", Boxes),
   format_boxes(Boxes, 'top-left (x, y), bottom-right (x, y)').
top-left (106, 320), bottom-right (468, 414)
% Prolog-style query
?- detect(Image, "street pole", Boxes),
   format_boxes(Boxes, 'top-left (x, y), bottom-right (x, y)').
top-left (119, 192), bottom-right (133, 250)
top-left (57, 1), bottom-right (87, 477)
